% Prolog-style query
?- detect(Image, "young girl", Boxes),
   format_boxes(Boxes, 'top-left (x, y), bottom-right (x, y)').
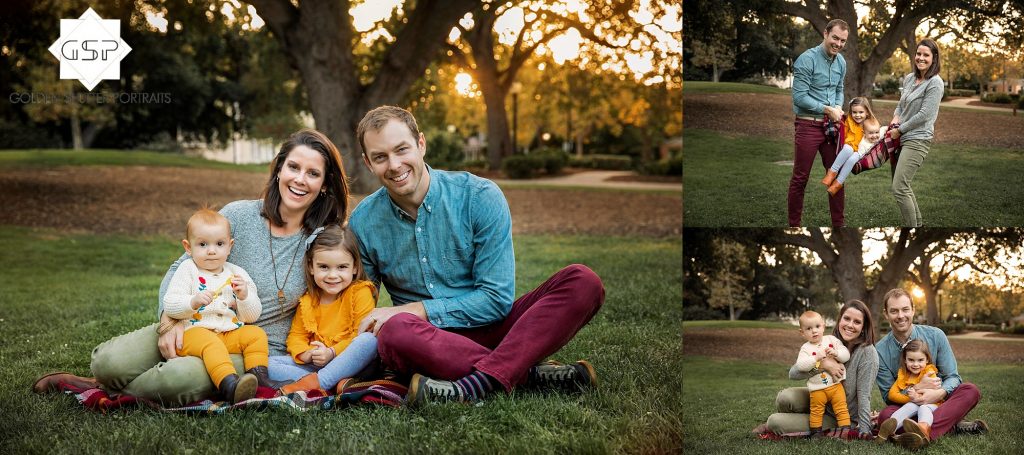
top-left (267, 224), bottom-right (379, 395)
top-left (876, 339), bottom-right (943, 444)
top-left (821, 97), bottom-right (878, 195)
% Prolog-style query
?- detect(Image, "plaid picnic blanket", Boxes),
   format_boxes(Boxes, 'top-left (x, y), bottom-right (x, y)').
top-left (753, 425), bottom-right (874, 441)
top-left (50, 379), bottom-right (407, 414)
top-left (852, 123), bottom-right (902, 175)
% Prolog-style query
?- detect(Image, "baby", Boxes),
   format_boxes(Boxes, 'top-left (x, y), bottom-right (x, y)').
top-left (162, 208), bottom-right (282, 403)
top-left (794, 311), bottom-right (852, 435)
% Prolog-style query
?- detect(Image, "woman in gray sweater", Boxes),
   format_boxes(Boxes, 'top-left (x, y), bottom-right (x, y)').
top-left (763, 300), bottom-right (879, 436)
top-left (889, 39), bottom-right (943, 227)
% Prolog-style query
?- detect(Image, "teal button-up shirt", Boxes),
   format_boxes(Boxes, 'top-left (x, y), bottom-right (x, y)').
top-left (792, 43), bottom-right (846, 117)
top-left (350, 167), bottom-right (515, 329)
top-left (875, 324), bottom-right (963, 405)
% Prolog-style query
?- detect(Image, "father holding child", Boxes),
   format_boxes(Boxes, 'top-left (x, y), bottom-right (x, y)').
top-left (875, 288), bottom-right (986, 449)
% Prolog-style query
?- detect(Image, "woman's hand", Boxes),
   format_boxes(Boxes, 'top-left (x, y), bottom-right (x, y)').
top-left (889, 128), bottom-right (901, 140)
top-left (820, 356), bottom-right (846, 378)
top-left (157, 313), bottom-right (184, 359)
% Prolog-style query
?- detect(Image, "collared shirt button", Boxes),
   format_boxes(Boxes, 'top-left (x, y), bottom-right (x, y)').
top-left (429, 283), bottom-right (434, 289)
top-left (421, 257), bottom-right (427, 263)
top-left (416, 227), bottom-right (421, 233)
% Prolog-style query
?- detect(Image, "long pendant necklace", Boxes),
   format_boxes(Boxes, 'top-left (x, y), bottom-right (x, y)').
top-left (268, 221), bottom-right (302, 307)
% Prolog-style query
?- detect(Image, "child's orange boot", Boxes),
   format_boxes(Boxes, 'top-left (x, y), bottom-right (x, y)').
top-left (821, 170), bottom-right (838, 186)
top-left (827, 180), bottom-right (843, 196)
top-left (278, 373), bottom-right (325, 396)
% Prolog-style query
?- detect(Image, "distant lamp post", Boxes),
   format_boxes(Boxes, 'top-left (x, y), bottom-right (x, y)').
top-left (510, 82), bottom-right (522, 154)
top-left (447, 124), bottom-right (456, 134)
top-left (542, 132), bottom-right (551, 142)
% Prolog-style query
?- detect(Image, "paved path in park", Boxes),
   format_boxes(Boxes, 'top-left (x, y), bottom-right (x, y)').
top-left (493, 170), bottom-right (682, 192)
top-left (875, 96), bottom-right (1017, 113)
top-left (948, 331), bottom-right (1024, 342)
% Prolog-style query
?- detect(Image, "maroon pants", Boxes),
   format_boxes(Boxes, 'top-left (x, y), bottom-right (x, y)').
top-left (789, 119), bottom-right (845, 227)
top-left (377, 264), bottom-right (605, 390)
top-left (878, 382), bottom-right (982, 440)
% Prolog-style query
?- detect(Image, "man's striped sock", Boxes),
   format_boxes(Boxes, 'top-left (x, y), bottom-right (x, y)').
top-left (454, 370), bottom-right (499, 401)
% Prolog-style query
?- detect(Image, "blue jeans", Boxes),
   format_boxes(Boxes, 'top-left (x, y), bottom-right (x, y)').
top-left (829, 144), bottom-right (862, 184)
top-left (268, 332), bottom-right (377, 390)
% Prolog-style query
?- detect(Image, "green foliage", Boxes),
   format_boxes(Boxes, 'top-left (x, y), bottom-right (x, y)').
top-left (531, 148), bottom-right (569, 175)
top-left (982, 93), bottom-right (1014, 104)
top-left (945, 89), bottom-right (977, 97)
top-left (878, 77), bottom-right (901, 95)
top-left (502, 154), bottom-right (544, 179)
top-left (965, 323), bottom-right (998, 332)
top-left (638, 156), bottom-right (683, 176)
top-left (425, 131), bottom-right (465, 170)
top-left (682, 306), bottom-right (727, 321)
top-left (0, 227), bottom-right (682, 453)
top-left (1001, 324), bottom-right (1024, 335)
top-left (936, 321), bottom-right (966, 335)
top-left (569, 154), bottom-right (634, 170)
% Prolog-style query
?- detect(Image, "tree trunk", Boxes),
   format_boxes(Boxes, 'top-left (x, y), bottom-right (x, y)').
top-left (478, 73), bottom-right (512, 169)
top-left (70, 110), bottom-right (83, 150)
top-left (248, 0), bottom-right (479, 194)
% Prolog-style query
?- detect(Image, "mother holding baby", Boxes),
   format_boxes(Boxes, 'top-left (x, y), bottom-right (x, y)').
top-left (889, 39), bottom-right (943, 227)
top-left (761, 300), bottom-right (879, 436)
top-left (33, 129), bottom-right (350, 406)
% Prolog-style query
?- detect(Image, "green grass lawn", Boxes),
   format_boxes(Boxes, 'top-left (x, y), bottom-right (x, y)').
top-left (682, 320), bottom-right (794, 330)
top-left (683, 128), bottom-right (1024, 226)
top-left (684, 81), bottom-right (791, 95)
top-left (0, 226), bottom-right (682, 453)
top-left (682, 356), bottom-right (1023, 454)
top-left (0, 149), bottom-right (268, 172)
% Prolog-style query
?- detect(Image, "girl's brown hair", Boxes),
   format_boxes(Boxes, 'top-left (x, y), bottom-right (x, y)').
top-left (303, 224), bottom-right (367, 301)
top-left (900, 339), bottom-right (933, 374)
top-left (848, 97), bottom-right (877, 125)
top-left (832, 299), bottom-right (875, 353)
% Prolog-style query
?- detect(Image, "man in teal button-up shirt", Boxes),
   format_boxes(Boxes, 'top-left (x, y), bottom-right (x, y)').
top-left (875, 288), bottom-right (984, 448)
top-left (350, 106), bottom-right (605, 406)
top-left (788, 19), bottom-right (849, 227)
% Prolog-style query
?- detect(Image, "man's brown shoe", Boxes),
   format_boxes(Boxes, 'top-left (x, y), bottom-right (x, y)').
top-left (32, 372), bottom-right (100, 393)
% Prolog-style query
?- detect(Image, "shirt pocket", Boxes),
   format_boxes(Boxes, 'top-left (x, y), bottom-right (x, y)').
top-left (441, 245), bottom-right (474, 287)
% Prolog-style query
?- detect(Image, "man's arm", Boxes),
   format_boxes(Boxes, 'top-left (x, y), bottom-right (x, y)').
top-left (835, 57), bottom-right (845, 110)
top-left (876, 341), bottom-right (898, 405)
top-left (421, 182), bottom-right (515, 328)
top-left (792, 53), bottom-right (824, 114)
top-left (931, 329), bottom-right (963, 396)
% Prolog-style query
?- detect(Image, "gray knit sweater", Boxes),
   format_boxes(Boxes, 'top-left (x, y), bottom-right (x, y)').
top-left (158, 200), bottom-right (310, 355)
top-left (894, 73), bottom-right (944, 143)
top-left (789, 344), bottom-right (879, 434)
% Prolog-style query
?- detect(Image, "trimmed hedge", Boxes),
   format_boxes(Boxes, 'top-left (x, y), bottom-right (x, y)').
top-left (982, 93), bottom-right (1014, 104)
top-left (570, 154), bottom-right (634, 170)
top-left (936, 321), bottom-right (965, 335)
top-left (1001, 325), bottom-right (1024, 335)
top-left (945, 88), bottom-right (976, 97)
top-left (965, 323), bottom-right (998, 332)
top-left (639, 156), bottom-right (683, 176)
top-left (502, 154), bottom-right (543, 179)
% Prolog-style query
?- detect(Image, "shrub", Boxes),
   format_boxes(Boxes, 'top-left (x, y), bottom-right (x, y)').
top-left (964, 323), bottom-right (998, 332)
top-left (425, 131), bottom-right (465, 169)
top-left (639, 156), bottom-right (683, 176)
top-left (501, 154), bottom-right (543, 179)
top-left (944, 88), bottom-right (976, 98)
top-left (936, 321), bottom-right (965, 335)
top-left (458, 159), bottom-right (488, 172)
top-left (531, 148), bottom-right (569, 175)
top-left (682, 306), bottom-right (726, 321)
top-left (1018, 97), bottom-right (1024, 110)
top-left (872, 88), bottom-right (884, 98)
top-left (879, 77), bottom-right (901, 95)
top-left (982, 93), bottom-right (1013, 104)
top-left (1001, 324), bottom-right (1024, 335)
